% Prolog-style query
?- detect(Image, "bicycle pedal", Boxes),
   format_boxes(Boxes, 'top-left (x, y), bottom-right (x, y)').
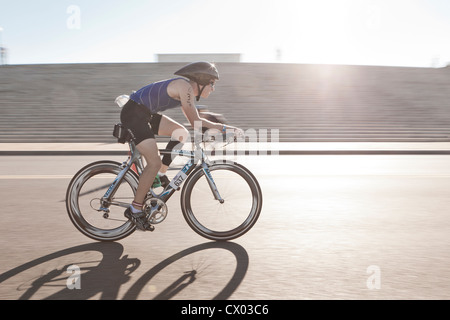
top-left (136, 222), bottom-right (155, 232)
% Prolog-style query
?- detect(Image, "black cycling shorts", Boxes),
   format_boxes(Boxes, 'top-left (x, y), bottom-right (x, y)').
top-left (120, 99), bottom-right (162, 145)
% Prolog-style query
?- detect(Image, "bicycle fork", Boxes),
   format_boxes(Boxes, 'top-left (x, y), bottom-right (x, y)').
top-left (201, 162), bottom-right (224, 203)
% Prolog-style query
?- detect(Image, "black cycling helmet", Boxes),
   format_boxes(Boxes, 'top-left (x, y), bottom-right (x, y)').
top-left (174, 61), bottom-right (219, 85)
top-left (174, 62), bottom-right (219, 101)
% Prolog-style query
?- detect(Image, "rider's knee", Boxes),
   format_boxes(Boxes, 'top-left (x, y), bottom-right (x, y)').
top-left (149, 156), bottom-right (162, 169)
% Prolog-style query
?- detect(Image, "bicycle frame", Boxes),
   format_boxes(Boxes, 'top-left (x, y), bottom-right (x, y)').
top-left (100, 140), bottom-right (223, 213)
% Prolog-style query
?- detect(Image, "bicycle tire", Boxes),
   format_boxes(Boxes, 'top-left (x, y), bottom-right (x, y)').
top-left (180, 161), bottom-right (262, 241)
top-left (66, 161), bottom-right (139, 242)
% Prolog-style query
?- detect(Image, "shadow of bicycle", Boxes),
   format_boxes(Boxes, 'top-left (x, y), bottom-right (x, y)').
top-left (123, 241), bottom-right (249, 300)
top-left (0, 241), bottom-right (248, 300)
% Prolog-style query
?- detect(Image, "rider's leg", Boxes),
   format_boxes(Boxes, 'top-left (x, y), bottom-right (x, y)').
top-left (157, 115), bottom-right (189, 174)
top-left (133, 138), bottom-right (162, 209)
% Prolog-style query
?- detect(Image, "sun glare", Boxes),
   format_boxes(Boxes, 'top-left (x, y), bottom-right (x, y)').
top-left (275, 1), bottom-right (358, 65)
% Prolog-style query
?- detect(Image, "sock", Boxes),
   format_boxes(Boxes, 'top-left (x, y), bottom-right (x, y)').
top-left (130, 205), bottom-right (141, 214)
top-left (131, 201), bottom-right (143, 213)
top-left (158, 171), bottom-right (166, 177)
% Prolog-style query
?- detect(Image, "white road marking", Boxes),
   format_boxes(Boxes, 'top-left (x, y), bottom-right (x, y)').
top-left (0, 175), bottom-right (73, 179)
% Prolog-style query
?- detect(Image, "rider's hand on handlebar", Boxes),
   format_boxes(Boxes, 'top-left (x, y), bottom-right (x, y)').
top-left (223, 126), bottom-right (244, 143)
top-left (232, 128), bottom-right (245, 141)
top-left (202, 126), bottom-right (244, 145)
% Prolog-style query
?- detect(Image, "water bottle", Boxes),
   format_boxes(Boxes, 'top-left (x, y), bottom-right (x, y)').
top-left (114, 94), bottom-right (130, 108)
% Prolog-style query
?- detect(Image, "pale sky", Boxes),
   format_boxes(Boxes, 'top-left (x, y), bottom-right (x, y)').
top-left (1, 0), bottom-right (450, 67)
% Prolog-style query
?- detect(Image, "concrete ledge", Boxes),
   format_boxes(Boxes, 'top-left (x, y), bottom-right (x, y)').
top-left (1, 142), bottom-right (450, 155)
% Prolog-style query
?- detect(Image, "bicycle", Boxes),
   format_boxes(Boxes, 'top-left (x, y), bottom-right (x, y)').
top-left (65, 123), bottom-right (263, 242)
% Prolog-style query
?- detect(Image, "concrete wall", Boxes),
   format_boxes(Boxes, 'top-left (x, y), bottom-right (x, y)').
top-left (157, 54), bottom-right (241, 63)
top-left (1, 62), bottom-right (450, 143)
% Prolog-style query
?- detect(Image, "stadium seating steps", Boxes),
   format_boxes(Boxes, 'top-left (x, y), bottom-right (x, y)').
top-left (1, 62), bottom-right (450, 143)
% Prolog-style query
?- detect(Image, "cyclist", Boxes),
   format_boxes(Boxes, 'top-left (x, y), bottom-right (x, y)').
top-left (120, 61), bottom-right (243, 231)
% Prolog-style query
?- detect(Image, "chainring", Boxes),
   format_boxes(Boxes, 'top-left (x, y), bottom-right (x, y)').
top-left (143, 197), bottom-right (168, 224)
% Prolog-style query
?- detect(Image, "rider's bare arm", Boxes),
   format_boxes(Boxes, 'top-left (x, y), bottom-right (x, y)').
top-left (179, 81), bottom-right (221, 129)
top-left (175, 80), bottom-right (241, 134)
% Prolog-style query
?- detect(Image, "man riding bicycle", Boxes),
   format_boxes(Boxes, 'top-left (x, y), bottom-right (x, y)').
top-left (120, 61), bottom-right (243, 231)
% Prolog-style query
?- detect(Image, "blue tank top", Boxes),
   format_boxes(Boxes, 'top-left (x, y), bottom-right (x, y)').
top-left (130, 78), bottom-right (185, 113)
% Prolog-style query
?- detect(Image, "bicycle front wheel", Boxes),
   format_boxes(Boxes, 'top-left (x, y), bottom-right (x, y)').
top-left (66, 161), bottom-right (138, 241)
top-left (180, 161), bottom-right (263, 241)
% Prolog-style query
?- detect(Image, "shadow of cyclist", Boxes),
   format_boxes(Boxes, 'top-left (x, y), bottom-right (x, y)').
top-left (0, 241), bottom-right (248, 300)
top-left (0, 242), bottom-right (140, 300)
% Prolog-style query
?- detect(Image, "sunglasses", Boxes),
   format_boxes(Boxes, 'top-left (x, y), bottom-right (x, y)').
top-left (209, 81), bottom-right (216, 88)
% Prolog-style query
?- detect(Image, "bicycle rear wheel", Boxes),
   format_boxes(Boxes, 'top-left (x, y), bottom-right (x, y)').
top-left (66, 161), bottom-right (138, 241)
top-left (180, 161), bottom-right (262, 241)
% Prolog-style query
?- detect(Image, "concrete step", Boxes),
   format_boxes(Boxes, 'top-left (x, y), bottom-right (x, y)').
top-left (1, 62), bottom-right (450, 143)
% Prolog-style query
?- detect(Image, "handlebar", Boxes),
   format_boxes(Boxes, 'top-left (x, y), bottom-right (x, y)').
top-left (201, 131), bottom-right (239, 146)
